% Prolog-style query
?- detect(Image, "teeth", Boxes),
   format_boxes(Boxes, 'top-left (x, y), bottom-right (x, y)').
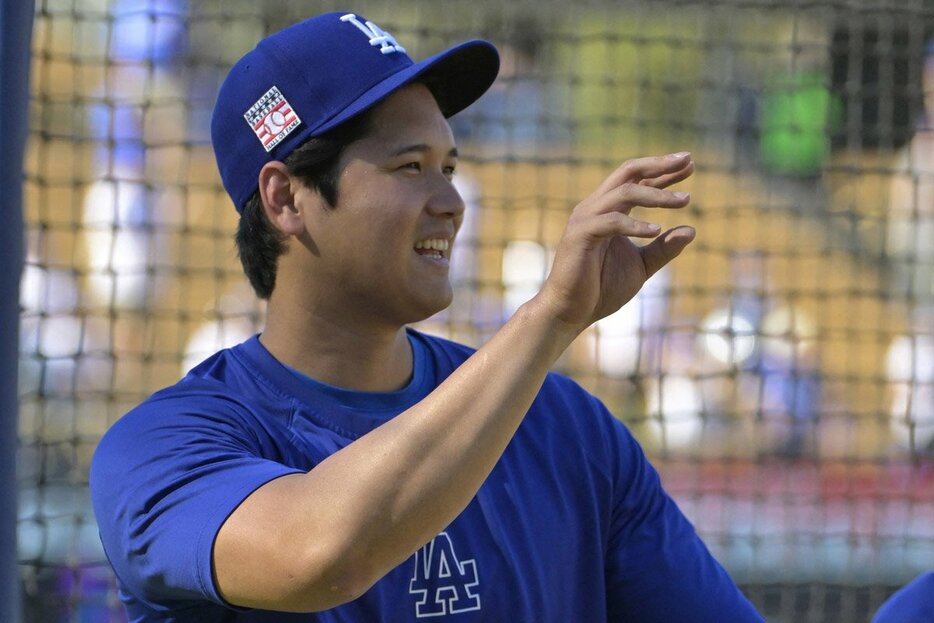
top-left (414, 239), bottom-right (450, 251)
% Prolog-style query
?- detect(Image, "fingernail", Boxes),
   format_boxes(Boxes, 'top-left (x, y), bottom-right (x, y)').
top-left (673, 191), bottom-right (690, 200)
top-left (648, 223), bottom-right (662, 232)
top-left (671, 151), bottom-right (691, 159)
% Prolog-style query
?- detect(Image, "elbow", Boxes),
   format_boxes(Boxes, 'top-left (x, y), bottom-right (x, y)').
top-left (285, 544), bottom-right (380, 611)
top-left (218, 538), bottom-right (379, 612)
top-left (308, 564), bottom-right (378, 611)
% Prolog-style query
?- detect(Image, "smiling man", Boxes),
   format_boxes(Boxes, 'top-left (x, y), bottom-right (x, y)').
top-left (90, 11), bottom-right (764, 623)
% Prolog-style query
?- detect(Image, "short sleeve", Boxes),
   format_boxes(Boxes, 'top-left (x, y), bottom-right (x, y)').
top-left (90, 387), bottom-right (303, 608)
top-left (597, 400), bottom-right (764, 622)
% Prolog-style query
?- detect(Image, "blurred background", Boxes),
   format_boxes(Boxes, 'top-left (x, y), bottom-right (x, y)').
top-left (12, 0), bottom-right (934, 620)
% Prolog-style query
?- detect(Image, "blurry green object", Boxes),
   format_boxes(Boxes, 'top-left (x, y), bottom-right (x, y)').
top-left (760, 70), bottom-right (842, 176)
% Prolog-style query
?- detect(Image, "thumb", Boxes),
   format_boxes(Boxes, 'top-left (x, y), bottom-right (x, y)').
top-left (640, 226), bottom-right (696, 279)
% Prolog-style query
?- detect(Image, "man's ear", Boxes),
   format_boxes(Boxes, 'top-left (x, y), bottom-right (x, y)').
top-left (258, 161), bottom-right (304, 236)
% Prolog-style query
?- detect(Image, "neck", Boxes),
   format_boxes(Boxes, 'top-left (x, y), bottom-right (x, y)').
top-left (260, 297), bottom-right (414, 393)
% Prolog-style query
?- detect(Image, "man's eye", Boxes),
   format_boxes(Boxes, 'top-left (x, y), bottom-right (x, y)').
top-left (402, 162), bottom-right (421, 171)
top-left (443, 166), bottom-right (457, 177)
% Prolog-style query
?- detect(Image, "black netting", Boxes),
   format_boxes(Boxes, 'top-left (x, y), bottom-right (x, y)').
top-left (20, 1), bottom-right (934, 620)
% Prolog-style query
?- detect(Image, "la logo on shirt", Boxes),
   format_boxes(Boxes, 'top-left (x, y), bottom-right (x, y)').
top-left (409, 532), bottom-right (481, 617)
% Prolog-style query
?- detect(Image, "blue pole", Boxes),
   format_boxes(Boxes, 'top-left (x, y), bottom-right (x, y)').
top-left (0, 0), bottom-right (33, 621)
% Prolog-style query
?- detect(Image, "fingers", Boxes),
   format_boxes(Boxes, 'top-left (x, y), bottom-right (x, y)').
top-left (593, 152), bottom-right (693, 197)
top-left (581, 152), bottom-right (693, 219)
top-left (587, 180), bottom-right (690, 216)
top-left (640, 159), bottom-right (694, 189)
top-left (575, 211), bottom-right (665, 244)
top-left (566, 151), bottom-right (696, 267)
top-left (639, 226), bottom-right (696, 278)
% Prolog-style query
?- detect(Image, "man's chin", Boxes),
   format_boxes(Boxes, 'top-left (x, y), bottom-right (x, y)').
top-left (406, 291), bottom-right (454, 325)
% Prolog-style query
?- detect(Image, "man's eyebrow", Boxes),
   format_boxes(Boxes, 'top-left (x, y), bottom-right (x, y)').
top-left (389, 144), bottom-right (459, 159)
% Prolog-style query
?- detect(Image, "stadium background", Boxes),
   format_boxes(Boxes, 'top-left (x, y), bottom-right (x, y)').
top-left (11, 0), bottom-right (934, 620)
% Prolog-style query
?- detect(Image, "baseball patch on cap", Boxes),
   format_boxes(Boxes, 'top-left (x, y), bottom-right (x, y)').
top-left (244, 86), bottom-right (301, 152)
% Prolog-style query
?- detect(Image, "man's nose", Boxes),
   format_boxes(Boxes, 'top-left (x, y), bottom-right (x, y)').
top-left (426, 175), bottom-right (466, 219)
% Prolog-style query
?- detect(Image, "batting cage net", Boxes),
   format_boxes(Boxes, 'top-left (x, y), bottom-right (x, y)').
top-left (17, 0), bottom-right (934, 620)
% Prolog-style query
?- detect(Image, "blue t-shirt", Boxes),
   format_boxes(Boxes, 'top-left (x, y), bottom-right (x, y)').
top-left (91, 330), bottom-right (763, 622)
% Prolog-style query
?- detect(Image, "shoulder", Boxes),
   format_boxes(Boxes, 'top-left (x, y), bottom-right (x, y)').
top-left (90, 372), bottom-right (303, 611)
top-left (540, 368), bottom-right (597, 401)
top-left (536, 370), bottom-right (622, 435)
top-left (528, 370), bottom-right (644, 483)
top-left (91, 363), bottom-right (293, 487)
top-left (106, 376), bottom-right (252, 432)
top-left (92, 380), bottom-right (243, 481)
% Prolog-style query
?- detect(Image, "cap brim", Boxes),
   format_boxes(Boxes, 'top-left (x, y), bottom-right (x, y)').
top-left (313, 39), bottom-right (500, 136)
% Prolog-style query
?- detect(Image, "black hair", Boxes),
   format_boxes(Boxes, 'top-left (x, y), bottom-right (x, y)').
top-left (235, 111), bottom-right (373, 299)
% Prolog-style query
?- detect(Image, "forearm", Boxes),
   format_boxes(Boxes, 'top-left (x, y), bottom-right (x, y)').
top-left (216, 297), bottom-right (580, 611)
top-left (319, 297), bottom-right (579, 561)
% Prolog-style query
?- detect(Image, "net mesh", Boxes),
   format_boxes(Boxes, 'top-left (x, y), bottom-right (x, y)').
top-left (18, 0), bottom-right (934, 620)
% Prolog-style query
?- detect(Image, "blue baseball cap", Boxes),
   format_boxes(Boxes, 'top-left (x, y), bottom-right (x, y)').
top-left (211, 11), bottom-right (500, 212)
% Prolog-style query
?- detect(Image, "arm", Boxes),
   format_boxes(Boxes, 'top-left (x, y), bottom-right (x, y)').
top-left (599, 404), bottom-right (763, 622)
top-left (214, 153), bottom-right (697, 612)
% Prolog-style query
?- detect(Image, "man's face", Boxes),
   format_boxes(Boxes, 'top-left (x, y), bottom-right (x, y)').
top-left (293, 83), bottom-right (465, 328)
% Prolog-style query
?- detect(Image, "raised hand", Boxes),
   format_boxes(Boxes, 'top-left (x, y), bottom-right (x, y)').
top-left (534, 152), bottom-right (696, 332)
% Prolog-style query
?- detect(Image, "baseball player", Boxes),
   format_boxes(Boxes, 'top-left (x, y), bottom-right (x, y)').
top-left (91, 11), bottom-right (764, 622)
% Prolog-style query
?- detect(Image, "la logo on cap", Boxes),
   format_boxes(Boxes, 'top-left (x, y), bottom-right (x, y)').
top-left (340, 13), bottom-right (406, 55)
